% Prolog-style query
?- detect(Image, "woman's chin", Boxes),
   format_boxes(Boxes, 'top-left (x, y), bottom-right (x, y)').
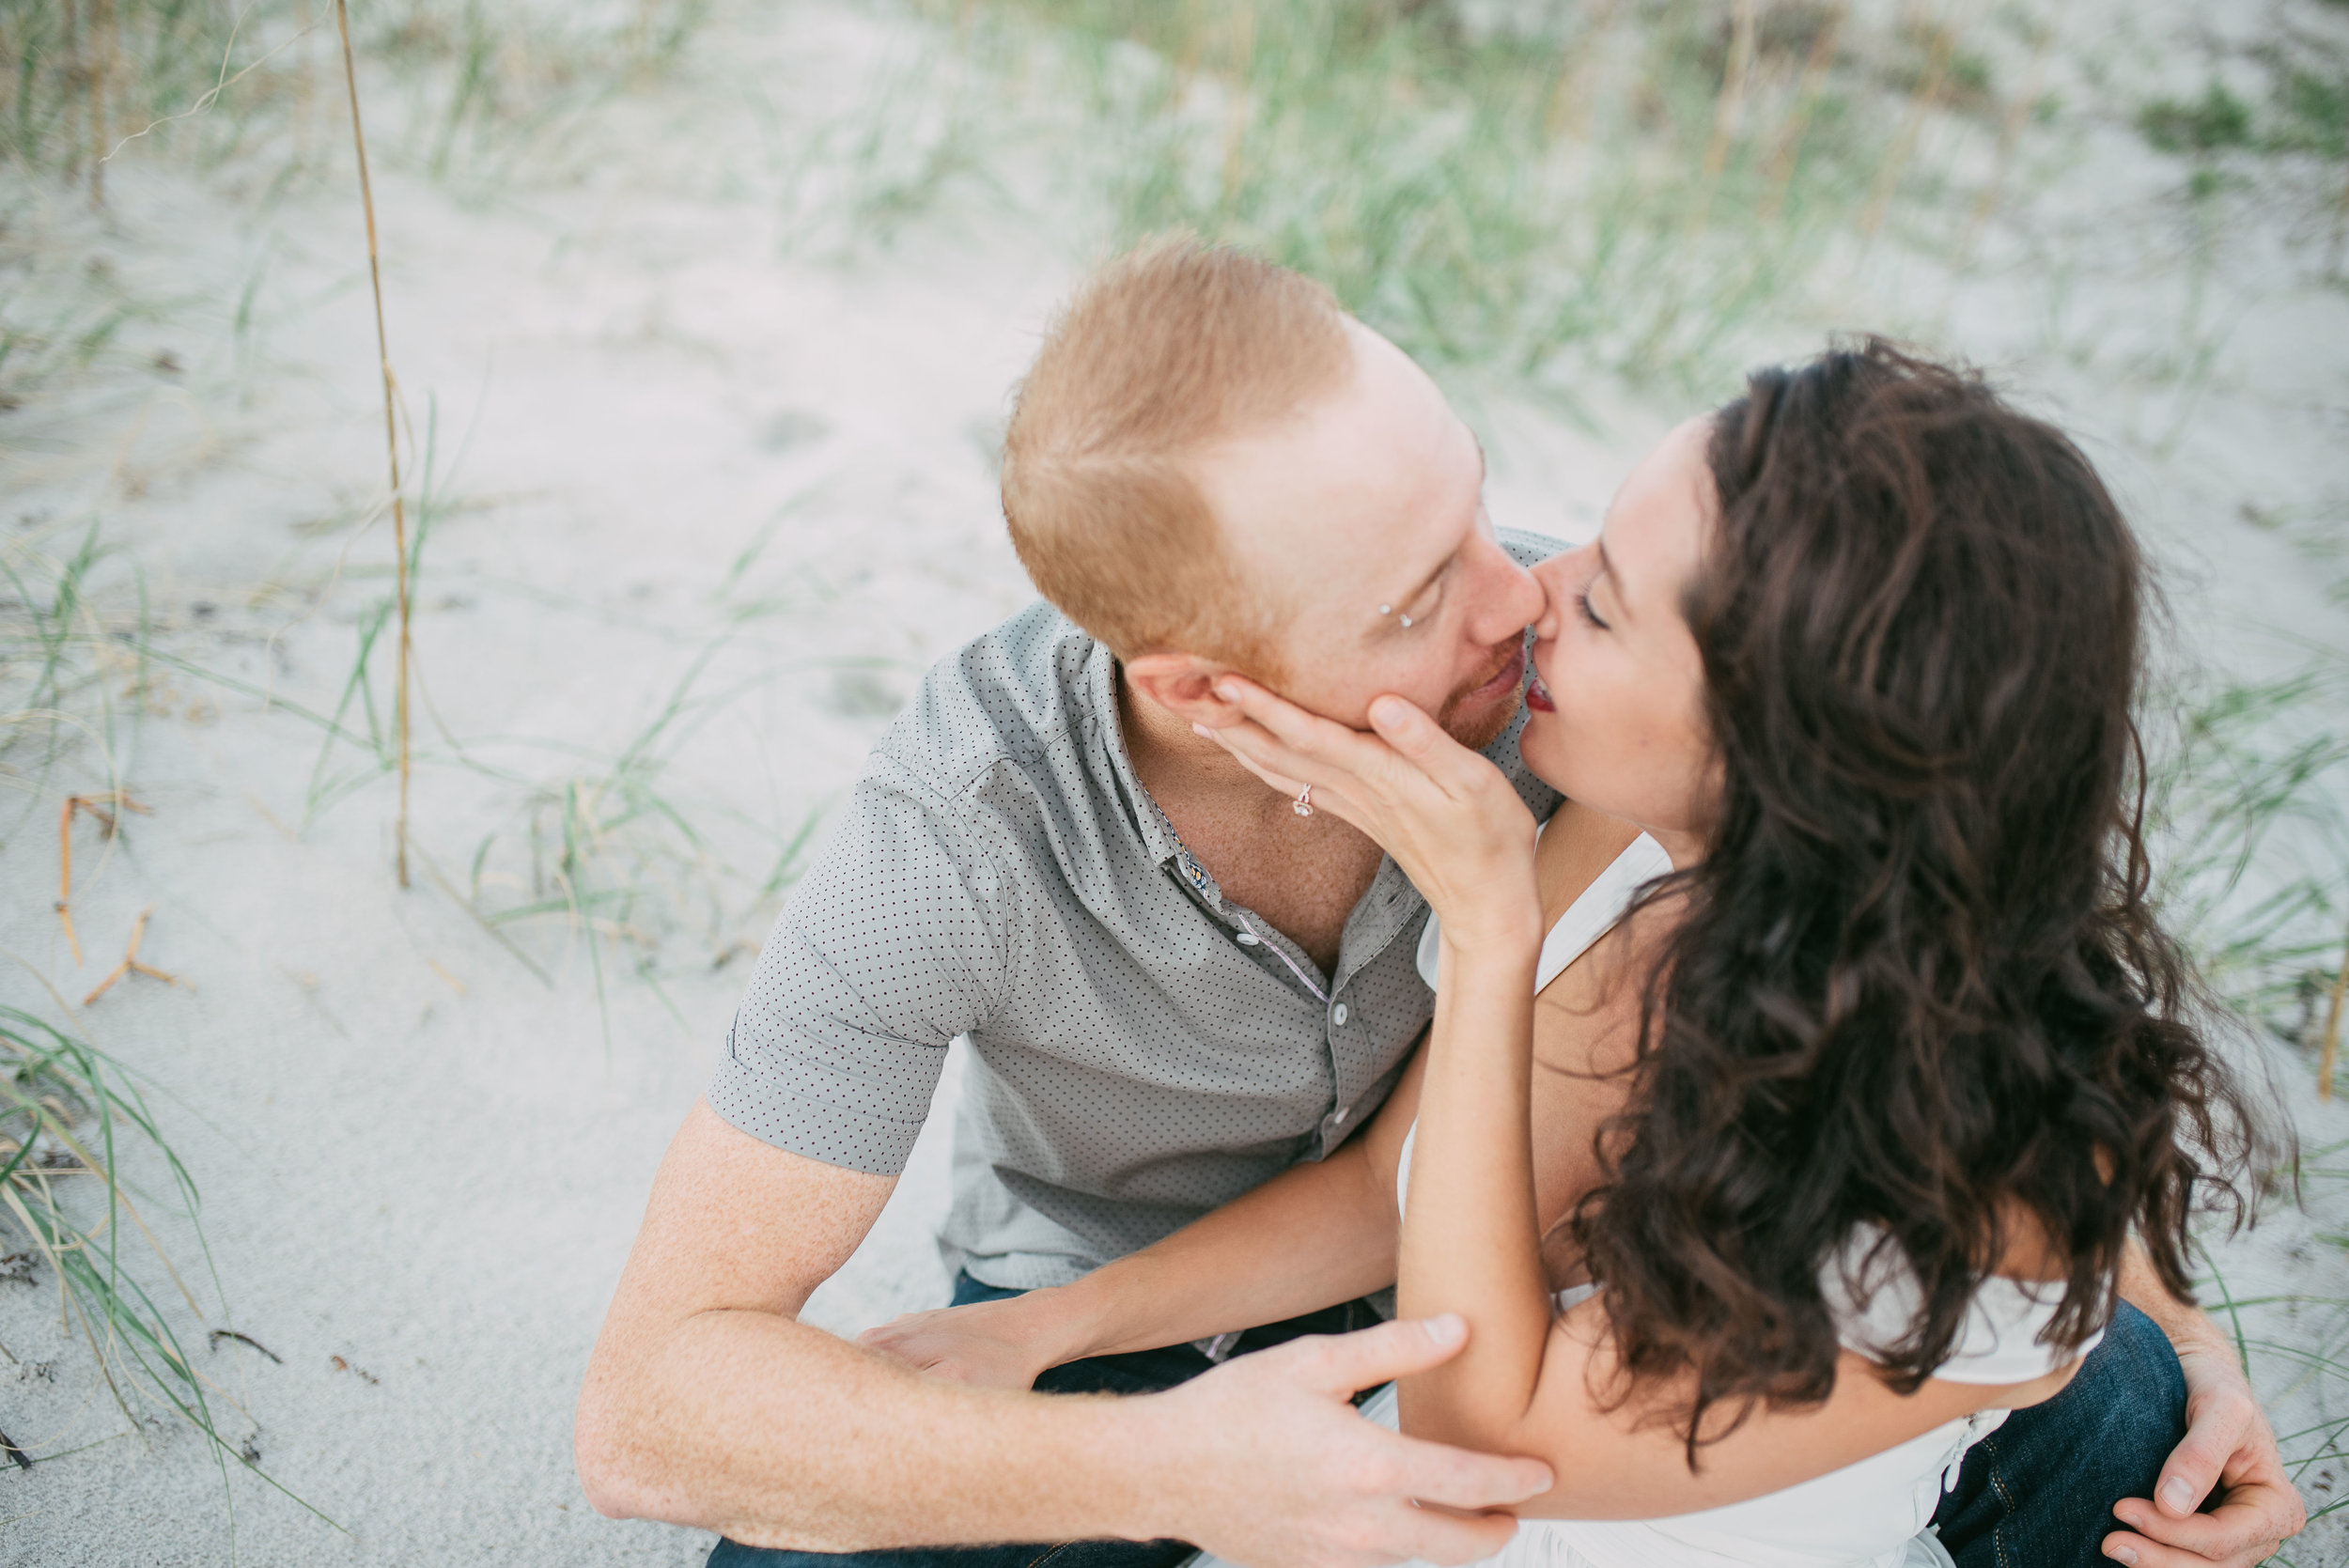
top-left (1516, 713), bottom-right (1578, 799)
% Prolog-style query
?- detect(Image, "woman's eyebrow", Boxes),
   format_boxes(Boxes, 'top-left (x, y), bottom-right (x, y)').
top-left (1595, 536), bottom-right (1629, 618)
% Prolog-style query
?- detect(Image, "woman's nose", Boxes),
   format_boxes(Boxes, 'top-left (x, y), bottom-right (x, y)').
top-left (1530, 551), bottom-right (1580, 635)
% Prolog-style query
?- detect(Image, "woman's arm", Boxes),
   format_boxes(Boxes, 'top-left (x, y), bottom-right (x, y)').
top-left (859, 1052), bottom-right (1427, 1385)
top-left (1190, 680), bottom-right (2083, 1520)
top-left (1393, 913), bottom-right (1553, 1446)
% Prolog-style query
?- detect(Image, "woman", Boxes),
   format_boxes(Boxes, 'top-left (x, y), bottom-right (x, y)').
top-left (863, 343), bottom-right (2263, 1567)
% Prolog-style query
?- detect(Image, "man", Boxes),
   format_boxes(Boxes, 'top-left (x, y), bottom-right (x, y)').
top-left (575, 240), bottom-right (2302, 1568)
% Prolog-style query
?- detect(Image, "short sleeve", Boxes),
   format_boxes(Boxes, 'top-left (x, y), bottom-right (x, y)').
top-left (707, 765), bottom-right (1007, 1175)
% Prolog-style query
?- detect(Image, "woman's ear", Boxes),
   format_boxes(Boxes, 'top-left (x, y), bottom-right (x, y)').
top-left (1126, 653), bottom-right (1243, 726)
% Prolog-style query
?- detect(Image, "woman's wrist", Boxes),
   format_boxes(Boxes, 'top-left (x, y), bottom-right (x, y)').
top-left (1017, 1279), bottom-right (1120, 1370)
top-left (1434, 906), bottom-right (1545, 965)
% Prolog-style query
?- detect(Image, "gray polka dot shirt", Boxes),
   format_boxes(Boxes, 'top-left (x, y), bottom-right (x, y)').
top-left (709, 532), bottom-right (1563, 1290)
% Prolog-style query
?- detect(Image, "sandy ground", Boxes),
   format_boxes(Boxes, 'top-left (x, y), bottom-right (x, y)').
top-left (1, 1), bottom-right (2345, 1563)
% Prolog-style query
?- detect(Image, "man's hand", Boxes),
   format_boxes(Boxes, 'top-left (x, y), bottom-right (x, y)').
top-left (859, 1296), bottom-right (1067, 1389)
top-left (2102, 1339), bottom-right (2305, 1568)
top-left (1134, 1315), bottom-right (1554, 1568)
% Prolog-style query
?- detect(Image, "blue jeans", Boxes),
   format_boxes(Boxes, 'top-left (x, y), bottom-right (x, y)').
top-left (1929, 1299), bottom-right (2186, 1567)
top-left (708, 1289), bottom-right (2184, 1568)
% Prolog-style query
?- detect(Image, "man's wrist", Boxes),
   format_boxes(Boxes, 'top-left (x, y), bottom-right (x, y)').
top-left (1075, 1387), bottom-right (1194, 1544)
top-left (2117, 1239), bottom-right (2231, 1359)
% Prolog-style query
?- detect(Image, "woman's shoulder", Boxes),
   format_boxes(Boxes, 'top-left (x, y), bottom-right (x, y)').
top-left (1533, 800), bottom-right (1649, 918)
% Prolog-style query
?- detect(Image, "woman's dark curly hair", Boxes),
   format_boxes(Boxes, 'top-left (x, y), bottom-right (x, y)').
top-left (1569, 339), bottom-right (2270, 1460)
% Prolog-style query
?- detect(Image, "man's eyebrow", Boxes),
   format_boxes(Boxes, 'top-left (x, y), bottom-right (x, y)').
top-left (1387, 551), bottom-right (1452, 620)
top-left (1380, 429), bottom-right (1485, 619)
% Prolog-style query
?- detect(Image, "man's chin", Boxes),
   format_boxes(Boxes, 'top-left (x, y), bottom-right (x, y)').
top-left (1443, 691), bottom-right (1520, 752)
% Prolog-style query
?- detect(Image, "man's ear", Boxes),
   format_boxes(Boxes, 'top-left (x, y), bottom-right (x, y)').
top-left (1125, 652), bottom-right (1243, 726)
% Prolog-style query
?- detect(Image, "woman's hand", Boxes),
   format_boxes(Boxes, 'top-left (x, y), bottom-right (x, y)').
top-left (857, 1294), bottom-right (1079, 1389)
top-left (1197, 678), bottom-right (1541, 948)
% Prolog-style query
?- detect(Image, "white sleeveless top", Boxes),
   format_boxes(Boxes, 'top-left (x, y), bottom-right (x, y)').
top-left (1388, 831), bottom-right (2103, 1568)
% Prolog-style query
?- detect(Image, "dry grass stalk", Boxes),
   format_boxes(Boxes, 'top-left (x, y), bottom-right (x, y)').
top-left (1757, 1), bottom-right (1845, 225)
top-left (87, 0), bottom-right (112, 205)
top-left (82, 906), bottom-right (183, 1007)
top-left (297, 0), bottom-right (318, 163)
top-left (2320, 917), bottom-right (2349, 1101)
top-left (1545, 0), bottom-right (1617, 142)
top-left (1858, 6), bottom-right (1966, 245)
top-left (54, 792), bottom-right (149, 968)
top-left (1954, 19), bottom-right (2052, 268)
top-left (1677, 0), bottom-right (1758, 255)
top-left (56, 801), bottom-right (85, 968)
top-left (1217, 0), bottom-right (1258, 210)
top-left (334, 0), bottom-right (414, 888)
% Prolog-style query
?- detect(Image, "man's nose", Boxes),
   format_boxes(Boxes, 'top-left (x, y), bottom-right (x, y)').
top-left (1472, 551), bottom-right (1547, 644)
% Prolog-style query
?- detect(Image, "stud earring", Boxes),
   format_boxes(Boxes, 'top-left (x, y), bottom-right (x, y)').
top-left (1378, 604), bottom-right (1392, 616)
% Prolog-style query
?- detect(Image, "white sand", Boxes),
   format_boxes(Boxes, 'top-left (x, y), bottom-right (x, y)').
top-left (1, 1), bottom-right (2344, 1562)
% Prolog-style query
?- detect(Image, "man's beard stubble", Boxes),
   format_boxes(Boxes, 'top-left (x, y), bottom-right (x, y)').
top-left (1436, 636), bottom-right (1528, 752)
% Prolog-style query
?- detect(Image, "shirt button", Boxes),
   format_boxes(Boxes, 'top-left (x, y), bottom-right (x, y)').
top-left (1331, 1002), bottom-right (1350, 1026)
top-left (1236, 931), bottom-right (1260, 946)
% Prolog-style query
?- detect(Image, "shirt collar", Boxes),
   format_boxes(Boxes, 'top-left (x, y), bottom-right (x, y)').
top-left (1082, 637), bottom-right (1192, 874)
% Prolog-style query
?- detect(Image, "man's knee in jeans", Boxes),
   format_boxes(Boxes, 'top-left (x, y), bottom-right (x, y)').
top-left (1932, 1300), bottom-right (2187, 1566)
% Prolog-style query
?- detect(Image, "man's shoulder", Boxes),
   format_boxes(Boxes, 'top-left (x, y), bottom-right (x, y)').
top-left (1497, 526), bottom-right (1566, 569)
top-left (871, 599), bottom-right (1105, 803)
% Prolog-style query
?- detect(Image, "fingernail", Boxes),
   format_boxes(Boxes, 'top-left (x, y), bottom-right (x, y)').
top-left (1190, 722), bottom-right (1213, 739)
top-left (1213, 682), bottom-right (1238, 702)
top-left (1423, 1312), bottom-right (1466, 1348)
top-left (1369, 695), bottom-right (1408, 726)
top-left (2161, 1477), bottom-right (2195, 1514)
top-left (2107, 1546), bottom-right (2137, 1566)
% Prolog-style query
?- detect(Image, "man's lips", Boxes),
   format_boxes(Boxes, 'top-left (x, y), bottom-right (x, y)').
top-left (1465, 643), bottom-right (1527, 704)
top-left (1526, 666), bottom-right (1556, 712)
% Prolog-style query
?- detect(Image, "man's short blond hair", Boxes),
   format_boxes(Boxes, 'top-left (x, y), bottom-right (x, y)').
top-left (1001, 237), bottom-right (1352, 675)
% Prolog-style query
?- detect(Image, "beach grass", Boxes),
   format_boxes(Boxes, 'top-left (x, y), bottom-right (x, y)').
top-left (0, 1009), bottom-right (240, 1480)
top-left (2, 1), bottom-right (2345, 1557)
top-left (851, 0), bottom-right (2046, 399)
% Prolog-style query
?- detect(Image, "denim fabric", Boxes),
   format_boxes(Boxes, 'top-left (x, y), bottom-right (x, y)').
top-left (707, 1277), bottom-right (1385, 1568)
top-left (1929, 1300), bottom-right (2187, 1568)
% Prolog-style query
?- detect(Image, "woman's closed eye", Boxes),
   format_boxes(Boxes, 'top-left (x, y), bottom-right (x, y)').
top-left (1577, 589), bottom-right (1610, 630)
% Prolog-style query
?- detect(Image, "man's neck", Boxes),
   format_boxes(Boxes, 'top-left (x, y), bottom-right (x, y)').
top-left (1116, 671), bottom-right (1387, 976)
top-left (1117, 672), bottom-right (1299, 816)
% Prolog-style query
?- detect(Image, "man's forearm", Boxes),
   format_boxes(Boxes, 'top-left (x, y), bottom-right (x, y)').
top-left (583, 1305), bottom-right (1171, 1550)
top-left (2118, 1236), bottom-right (2230, 1358)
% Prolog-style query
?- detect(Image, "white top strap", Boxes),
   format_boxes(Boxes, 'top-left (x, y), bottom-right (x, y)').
top-left (1822, 1223), bottom-right (2103, 1384)
top-left (1417, 830), bottom-right (1673, 994)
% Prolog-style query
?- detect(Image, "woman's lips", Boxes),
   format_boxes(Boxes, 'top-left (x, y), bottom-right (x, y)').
top-left (1526, 668), bottom-right (1556, 712)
